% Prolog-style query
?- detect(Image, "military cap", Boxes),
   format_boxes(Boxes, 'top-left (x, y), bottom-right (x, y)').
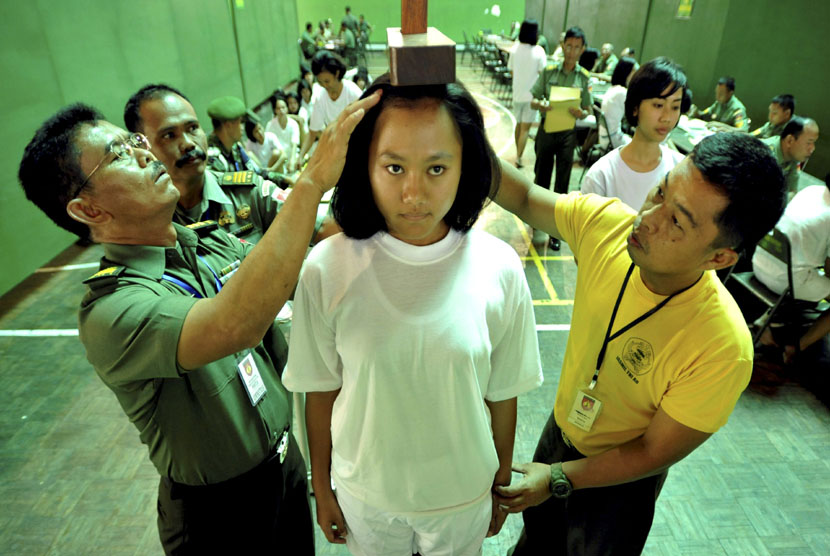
top-left (207, 96), bottom-right (247, 121)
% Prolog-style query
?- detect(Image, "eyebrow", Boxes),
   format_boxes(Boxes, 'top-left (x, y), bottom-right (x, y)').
top-left (377, 151), bottom-right (455, 162)
top-left (664, 173), bottom-right (698, 228)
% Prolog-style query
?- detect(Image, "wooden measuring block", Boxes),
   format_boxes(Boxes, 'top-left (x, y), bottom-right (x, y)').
top-left (386, 0), bottom-right (455, 86)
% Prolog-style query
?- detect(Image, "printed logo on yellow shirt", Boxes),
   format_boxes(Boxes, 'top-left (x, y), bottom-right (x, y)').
top-left (615, 337), bottom-right (654, 384)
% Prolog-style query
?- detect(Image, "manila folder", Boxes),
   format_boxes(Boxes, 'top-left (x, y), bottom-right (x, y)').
top-left (543, 86), bottom-right (581, 133)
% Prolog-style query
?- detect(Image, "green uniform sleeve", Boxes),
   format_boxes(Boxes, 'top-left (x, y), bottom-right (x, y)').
top-left (530, 69), bottom-right (549, 101)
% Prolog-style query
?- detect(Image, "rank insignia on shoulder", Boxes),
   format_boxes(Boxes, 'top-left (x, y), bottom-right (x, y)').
top-left (83, 265), bottom-right (125, 284)
top-left (221, 171), bottom-right (256, 186)
top-left (580, 67), bottom-right (590, 77)
top-left (546, 63), bottom-right (556, 71)
top-left (186, 220), bottom-right (219, 235)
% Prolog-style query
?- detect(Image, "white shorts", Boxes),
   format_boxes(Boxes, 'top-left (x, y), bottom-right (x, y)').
top-left (334, 482), bottom-right (491, 556)
top-left (512, 102), bottom-right (538, 124)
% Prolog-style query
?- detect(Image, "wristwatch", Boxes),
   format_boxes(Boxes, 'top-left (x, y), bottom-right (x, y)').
top-left (549, 462), bottom-right (573, 499)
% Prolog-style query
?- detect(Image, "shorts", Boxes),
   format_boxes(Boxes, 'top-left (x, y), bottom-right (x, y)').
top-left (334, 482), bottom-right (491, 556)
top-left (512, 102), bottom-right (538, 124)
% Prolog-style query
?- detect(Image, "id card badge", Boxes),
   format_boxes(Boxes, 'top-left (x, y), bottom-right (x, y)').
top-left (567, 389), bottom-right (603, 432)
top-left (237, 352), bottom-right (267, 406)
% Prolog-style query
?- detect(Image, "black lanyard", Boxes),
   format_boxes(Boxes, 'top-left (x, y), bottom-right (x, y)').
top-left (590, 263), bottom-right (700, 390)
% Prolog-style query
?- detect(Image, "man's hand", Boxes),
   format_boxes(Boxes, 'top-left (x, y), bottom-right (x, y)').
top-left (299, 90), bottom-right (381, 196)
top-left (533, 99), bottom-right (552, 112)
top-left (568, 106), bottom-right (585, 119)
top-left (494, 462), bottom-right (553, 513)
top-left (314, 487), bottom-right (348, 544)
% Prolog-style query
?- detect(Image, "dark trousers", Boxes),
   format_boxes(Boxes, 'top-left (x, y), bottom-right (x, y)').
top-left (512, 412), bottom-right (667, 556)
top-left (534, 126), bottom-right (578, 194)
top-left (157, 437), bottom-right (314, 555)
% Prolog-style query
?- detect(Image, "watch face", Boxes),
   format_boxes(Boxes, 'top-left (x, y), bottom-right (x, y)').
top-left (552, 481), bottom-right (571, 498)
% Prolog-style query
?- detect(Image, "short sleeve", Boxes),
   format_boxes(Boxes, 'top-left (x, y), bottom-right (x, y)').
top-left (581, 164), bottom-right (607, 197)
top-left (530, 70), bottom-right (547, 101)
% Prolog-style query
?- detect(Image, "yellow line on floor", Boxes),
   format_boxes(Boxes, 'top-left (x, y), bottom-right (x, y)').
top-left (511, 214), bottom-right (574, 305)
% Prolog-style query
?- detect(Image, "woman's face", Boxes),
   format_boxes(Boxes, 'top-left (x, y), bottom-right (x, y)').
top-left (253, 123), bottom-right (265, 144)
top-left (287, 96), bottom-right (300, 114)
top-left (300, 87), bottom-right (312, 103)
top-left (317, 70), bottom-right (343, 99)
top-left (368, 99), bottom-right (462, 246)
top-left (303, 71), bottom-right (314, 86)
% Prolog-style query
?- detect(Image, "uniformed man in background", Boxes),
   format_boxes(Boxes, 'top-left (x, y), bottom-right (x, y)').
top-left (762, 116), bottom-right (820, 197)
top-left (693, 76), bottom-right (748, 130)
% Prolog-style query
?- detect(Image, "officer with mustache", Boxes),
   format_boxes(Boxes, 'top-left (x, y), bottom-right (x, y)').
top-left (124, 84), bottom-right (331, 244)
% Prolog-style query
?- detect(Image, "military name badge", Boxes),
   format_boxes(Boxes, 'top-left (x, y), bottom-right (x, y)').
top-left (237, 352), bottom-right (267, 405)
top-left (567, 389), bottom-right (603, 432)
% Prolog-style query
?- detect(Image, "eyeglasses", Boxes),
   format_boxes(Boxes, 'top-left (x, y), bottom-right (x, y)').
top-left (71, 133), bottom-right (151, 198)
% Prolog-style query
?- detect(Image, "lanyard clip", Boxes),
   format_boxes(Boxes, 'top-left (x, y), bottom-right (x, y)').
top-left (589, 371), bottom-right (599, 391)
top-left (276, 430), bottom-right (289, 464)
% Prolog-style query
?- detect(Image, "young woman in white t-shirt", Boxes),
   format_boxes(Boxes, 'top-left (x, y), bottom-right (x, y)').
top-left (283, 76), bottom-right (542, 555)
top-left (508, 19), bottom-right (547, 168)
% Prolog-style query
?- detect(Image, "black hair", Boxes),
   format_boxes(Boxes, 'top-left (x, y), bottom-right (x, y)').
top-left (610, 57), bottom-right (637, 87)
top-left (124, 83), bottom-right (189, 133)
top-left (297, 79), bottom-right (312, 99)
top-left (306, 22), bottom-right (313, 31)
top-left (564, 26), bottom-right (587, 46)
top-left (518, 19), bottom-right (539, 45)
top-left (690, 133), bottom-right (785, 251)
top-left (18, 103), bottom-right (106, 240)
top-left (781, 116), bottom-right (816, 141)
top-left (311, 50), bottom-right (347, 80)
top-left (625, 57), bottom-right (691, 127)
top-left (270, 90), bottom-right (287, 111)
top-left (244, 116), bottom-right (260, 143)
top-left (331, 74), bottom-right (501, 239)
top-left (771, 94), bottom-right (795, 116)
top-left (284, 91), bottom-right (301, 114)
top-left (717, 76), bottom-right (735, 91)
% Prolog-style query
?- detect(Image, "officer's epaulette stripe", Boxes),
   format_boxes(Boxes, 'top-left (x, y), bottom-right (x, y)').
top-left (221, 171), bottom-right (255, 186)
top-left (186, 220), bottom-right (217, 229)
top-left (83, 266), bottom-right (125, 283)
top-left (186, 220), bottom-right (219, 236)
top-left (580, 67), bottom-right (590, 77)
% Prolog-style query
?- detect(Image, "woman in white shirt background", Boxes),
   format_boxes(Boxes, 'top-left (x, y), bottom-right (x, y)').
top-left (599, 56), bottom-right (638, 149)
top-left (508, 19), bottom-right (547, 168)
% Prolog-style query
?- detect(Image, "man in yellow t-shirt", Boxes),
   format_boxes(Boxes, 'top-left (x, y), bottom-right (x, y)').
top-left (493, 132), bottom-right (787, 554)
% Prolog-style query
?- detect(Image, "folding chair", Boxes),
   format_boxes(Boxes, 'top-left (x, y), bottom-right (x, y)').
top-left (578, 106), bottom-right (614, 184)
top-left (723, 227), bottom-right (818, 346)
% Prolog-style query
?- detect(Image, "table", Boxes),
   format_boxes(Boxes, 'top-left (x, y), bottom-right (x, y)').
top-left (669, 116), bottom-right (714, 154)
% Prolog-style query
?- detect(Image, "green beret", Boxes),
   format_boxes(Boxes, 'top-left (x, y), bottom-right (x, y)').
top-left (207, 96), bottom-right (247, 121)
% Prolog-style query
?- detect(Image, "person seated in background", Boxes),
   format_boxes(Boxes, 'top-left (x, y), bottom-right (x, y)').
top-left (597, 56), bottom-right (638, 150)
top-left (551, 31), bottom-right (566, 62)
top-left (205, 96), bottom-right (271, 179)
top-left (358, 14), bottom-right (373, 43)
top-left (267, 96), bottom-right (301, 173)
top-left (583, 57), bottom-right (688, 210)
top-left (336, 21), bottom-right (357, 68)
top-left (298, 77), bottom-right (314, 115)
top-left (244, 115), bottom-right (284, 173)
top-left (762, 116), bottom-right (820, 197)
top-left (751, 94), bottom-right (795, 139)
top-left (508, 19), bottom-right (547, 169)
top-left (692, 76), bottom-right (748, 130)
top-left (346, 65), bottom-right (372, 91)
top-left (590, 43), bottom-right (618, 82)
top-left (297, 51), bottom-right (362, 168)
top-left (300, 22), bottom-right (317, 60)
top-left (284, 90), bottom-right (309, 135)
top-left (323, 18), bottom-right (333, 40)
top-left (753, 175), bottom-right (830, 363)
top-left (314, 21), bottom-right (327, 46)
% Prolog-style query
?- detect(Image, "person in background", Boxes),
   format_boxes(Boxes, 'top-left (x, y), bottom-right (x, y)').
top-left (583, 57), bottom-right (688, 211)
top-left (550, 31), bottom-right (566, 62)
top-left (590, 43), bottom-right (618, 82)
top-left (358, 14), bottom-right (373, 43)
top-left (245, 115), bottom-right (284, 173)
top-left (341, 5), bottom-right (359, 36)
top-left (597, 56), bottom-right (638, 150)
top-left (314, 21), bottom-right (327, 46)
top-left (753, 174), bottom-right (830, 363)
top-left (529, 26), bottom-right (593, 250)
top-left (267, 96), bottom-right (301, 173)
top-left (508, 19), bottom-right (547, 169)
top-left (762, 116), bottom-right (820, 197)
top-left (284, 75), bottom-right (542, 554)
top-left (297, 51), bottom-right (362, 169)
top-left (751, 94), bottom-right (795, 139)
top-left (285, 90), bottom-right (309, 135)
top-left (692, 76), bottom-right (748, 130)
top-left (300, 22), bottom-right (316, 60)
top-left (337, 21), bottom-right (357, 68)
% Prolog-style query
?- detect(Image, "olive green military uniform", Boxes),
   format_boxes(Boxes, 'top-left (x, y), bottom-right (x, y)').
top-left (340, 27), bottom-right (357, 67)
top-left (207, 133), bottom-right (262, 175)
top-left (592, 53), bottom-right (618, 76)
top-left (530, 61), bottom-right (593, 194)
top-left (79, 221), bottom-right (313, 553)
top-left (762, 135), bottom-right (801, 195)
top-left (751, 118), bottom-right (791, 139)
top-left (701, 95), bottom-right (748, 130)
top-left (300, 30), bottom-right (316, 59)
top-left (173, 169), bottom-right (325, 245)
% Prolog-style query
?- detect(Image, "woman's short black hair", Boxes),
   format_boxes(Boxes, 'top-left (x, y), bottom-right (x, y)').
top-left (518, 19), bottom-right (539, 45)
top-left (610, 57), bottom-right (637, 87)
top-left (244, 116), bottom-right (259, 143)
top-left (311, 50), bottom-right (347, 80)
top-left (331, 74), bottom-right (501, 240)
top-left (625, 56), bottom-right (691, 127)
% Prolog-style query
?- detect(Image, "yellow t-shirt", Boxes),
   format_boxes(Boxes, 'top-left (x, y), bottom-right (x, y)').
top-left (553, 193), bottom-right (752, 456)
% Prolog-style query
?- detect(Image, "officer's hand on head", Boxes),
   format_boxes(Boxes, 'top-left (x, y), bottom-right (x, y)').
top-left (300, 90), bottom-right (382, 196)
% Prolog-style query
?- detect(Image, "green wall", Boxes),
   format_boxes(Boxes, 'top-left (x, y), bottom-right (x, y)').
top-left (296, 1), bottom-right (526, 46)
top-left (0, 0), bottom-right (299, 296)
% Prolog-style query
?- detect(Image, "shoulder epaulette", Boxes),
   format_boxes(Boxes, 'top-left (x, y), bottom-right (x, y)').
top-left (83, 265), bottom-right (125, 285)
top-left (580, 67), bottom-right (590, 77)
top-left (186, 220), bottom-right (219, 235)
top-left (545, 62), bottom-right (558, 71)
top-left (220, 171), bottom-right (256, 187)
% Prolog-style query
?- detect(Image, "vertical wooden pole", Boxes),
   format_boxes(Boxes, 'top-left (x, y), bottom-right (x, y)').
top-left (401, 0), bottom-right (427, 34)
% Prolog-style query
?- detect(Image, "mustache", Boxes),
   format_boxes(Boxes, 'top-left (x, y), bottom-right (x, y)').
top-left (175, 148), bottom-right (206, 168)
top-left (151, 160), bottom-right (166, 176)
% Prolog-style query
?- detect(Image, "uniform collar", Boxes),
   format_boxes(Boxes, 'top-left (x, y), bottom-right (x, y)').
top-left (203, 170), bottom-right (232, 205)
top-left (101, 224), bottom-right (199, 279)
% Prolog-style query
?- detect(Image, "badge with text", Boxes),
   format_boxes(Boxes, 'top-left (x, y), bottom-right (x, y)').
top-left (567, 390), bottom-right (603, 432)
top-left (237, 352), bottom-right (266, 405)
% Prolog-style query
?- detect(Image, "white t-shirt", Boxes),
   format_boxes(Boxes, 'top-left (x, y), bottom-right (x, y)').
top-left (283, 229), bottom-right (543, 512)
top-left (309, 80), bottom-right (363, 132)
top-left (599, 85), bottom-right (631, 149)
top-left (581, 144), bottom-right (684, 210)
top-left (266, 117), bottom-right (300, 168)
top-left (244, 131), bottom-right (280, 168)
top-left (752, 185), bottom-right (830, 302)
top-left (508, 43), bottom-right (547, 103)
